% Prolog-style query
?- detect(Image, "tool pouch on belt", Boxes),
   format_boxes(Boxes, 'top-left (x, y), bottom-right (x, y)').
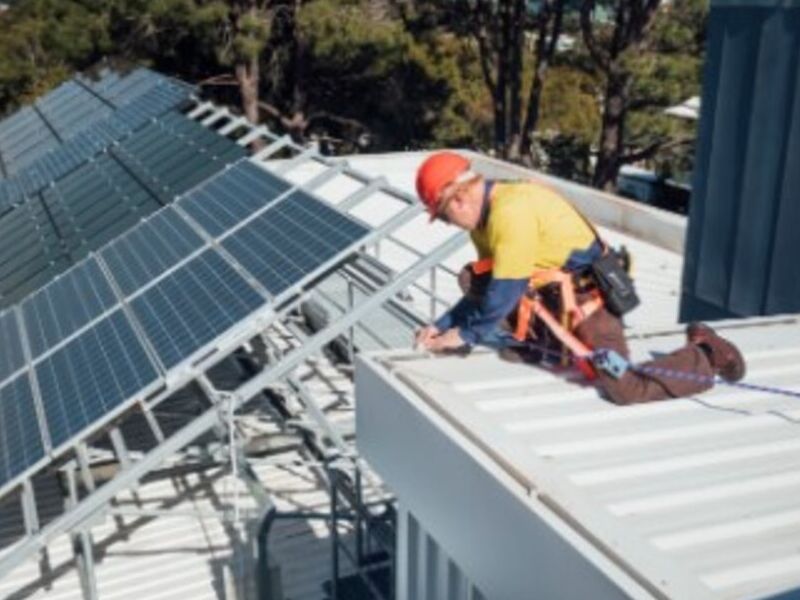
top-left (590, 247), bottom-right (639, 317)
top-left (461, 263), bottom-right (491, 299)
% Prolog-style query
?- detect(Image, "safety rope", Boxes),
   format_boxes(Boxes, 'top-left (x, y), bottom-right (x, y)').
top-left (506, 338), bottom-right (800, 401)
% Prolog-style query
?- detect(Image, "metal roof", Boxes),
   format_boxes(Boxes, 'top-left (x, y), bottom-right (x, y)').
top-left (362, 315), bottom-right (800, 599)
top-left (0, 453), bottom-right (356, 600)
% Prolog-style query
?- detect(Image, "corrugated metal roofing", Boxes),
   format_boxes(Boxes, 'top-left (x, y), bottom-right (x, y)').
top-left (370, 316), bottom-right (800, 599)
top-left (0, 458), bottom-right (346, 600)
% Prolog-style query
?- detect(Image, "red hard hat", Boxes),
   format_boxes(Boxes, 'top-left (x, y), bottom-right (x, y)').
top-left (416, 152), bottom-right (470, 218)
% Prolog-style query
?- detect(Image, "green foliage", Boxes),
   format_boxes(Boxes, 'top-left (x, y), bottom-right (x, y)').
top-left (537, 134), bottom-right (593, 182)
top-left (0, 0), bottom-right (112, 112)
top-left (539, 66), bottom-right (601, 144)
top-left (626, 0), bottom-right (707, 177)
top-left (296, 0), bottom-right (492, 150)
top-left (0, 0), bottom-right (708, 182)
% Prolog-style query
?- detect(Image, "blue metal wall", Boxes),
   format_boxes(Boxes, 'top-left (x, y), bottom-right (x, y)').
top-left (680, 1), bottom-right (800, 321)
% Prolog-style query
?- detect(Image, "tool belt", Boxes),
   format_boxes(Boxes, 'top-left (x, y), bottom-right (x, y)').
top-left (471, 258), bottom-right (603, 379)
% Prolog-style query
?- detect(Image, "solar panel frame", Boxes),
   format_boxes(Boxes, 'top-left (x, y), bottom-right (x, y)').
top-left (128, 249), bottom-right (267, 369)
top-left (0, 309), bottom-right (25, 384)
top-left (0, 374), bottom-right (45, 485)
top-left (35, 308), bottom-right (162, 450)
top-left (0, 155), bottom-right (378, 500)
top-left (21, 257), bottom-right (119, 360)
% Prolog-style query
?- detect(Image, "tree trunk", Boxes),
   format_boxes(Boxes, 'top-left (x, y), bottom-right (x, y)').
top-left (494, 1), bottom-right (510, 158)
top-left (236, 55), bottom-right (263, 151)
top-left (236, 58), bottom-right (260, 125)
top-left (593, 71), bottom-right (629, 191)
top-left (506, 0), bottom-right (526, 161)
top-left (520, 0), bottom-right (563, 166)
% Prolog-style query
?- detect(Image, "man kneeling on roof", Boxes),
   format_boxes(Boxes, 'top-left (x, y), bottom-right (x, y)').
top-left (413, 151), bottom-right (746, 405)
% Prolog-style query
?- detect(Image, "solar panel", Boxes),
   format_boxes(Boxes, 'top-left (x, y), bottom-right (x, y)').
top-left (221, 190), bottom-right (370, 296)
top-left (179, 161), bottom-right (291, 236)
top-left (76, 70), bottom-right (122, 99)
top-left (0, 310), bottom-right (25, 383)
top-left (108, 81), bottom-right (191, 132)
top-left (94, 68), bottom-right (175, 106)
top-left (109, 116), bottom-right (247, 204)
top-left (100, 207), bottom-right (205, 296)
top-left (36, 81), bottom-right (113, 139)
top-left (0, 108), bottom-right (60, 175)
top-left (0, 200), bottom-right (66, 304)
top-left (35, 309), bottom-right (160, 449)
top-left (0, 114), bottom-right (242, 309)
top-left (22, 258), bottom-right (118, 359)
top-left (0, 375), bottom-right (44, 483)
top-left (0, 69), bottom-right (193, 197)
top-left (0, 157), bottom-right (373, 495)
top-left (130, 250), bottom-right (266, 369)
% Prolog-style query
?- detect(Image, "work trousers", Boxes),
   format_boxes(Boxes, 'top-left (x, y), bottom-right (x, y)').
top-left (573, 302), bottom-right (714, 404)
top-left (457, 265), bottom-right (715, 404)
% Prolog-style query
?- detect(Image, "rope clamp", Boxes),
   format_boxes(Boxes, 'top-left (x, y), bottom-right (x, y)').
top-left (592, 349), bottom-right (630, 379)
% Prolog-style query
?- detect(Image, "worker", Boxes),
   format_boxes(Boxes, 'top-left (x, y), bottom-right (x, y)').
top-left (413, 151), bottom-right (746, 404)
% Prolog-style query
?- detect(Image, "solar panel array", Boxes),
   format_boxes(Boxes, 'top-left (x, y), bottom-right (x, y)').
top-left (0, 69), bottom-right (194, 212)
top-left (0, 114), bottom-right (246, 308)
top-left (0, 159), bottom-right (370, 495)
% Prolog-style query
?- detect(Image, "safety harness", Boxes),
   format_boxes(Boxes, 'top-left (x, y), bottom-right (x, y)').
top-left (471, 258), bottom-right (602, 379)
top-left (466, 179), bottom-right (639, 379)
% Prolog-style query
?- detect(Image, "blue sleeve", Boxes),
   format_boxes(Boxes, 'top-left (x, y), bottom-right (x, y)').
top-left (434, 296), bottom-right (479, 331)
top-left (458, 278), bottom-right (529, 345)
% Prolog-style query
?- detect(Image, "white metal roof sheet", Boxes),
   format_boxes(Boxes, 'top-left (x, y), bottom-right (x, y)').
top-left (373, 315), bottom-right (800, 599)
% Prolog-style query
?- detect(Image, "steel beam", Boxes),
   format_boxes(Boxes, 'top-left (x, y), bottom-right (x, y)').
top-left (187, 101), bottom-right (215, 120)
top-left (74, 531), bottom-right (99, 600)
top-left (21, 479), bottom-right (39, 536)
top-left (0, 229), bottom-right (465, 580)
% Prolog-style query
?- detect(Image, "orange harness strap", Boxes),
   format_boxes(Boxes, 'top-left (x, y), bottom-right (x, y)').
top-left (471, 258), bottom-right (494, 275)
top-left (469, 259), bottom-right (603, 379)
top-left (523, 295), bottom-right (597, 379)
top-left (524, 268), bottom-right (603, 339)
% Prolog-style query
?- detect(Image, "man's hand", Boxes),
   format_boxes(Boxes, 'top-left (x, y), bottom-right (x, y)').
top-left (414, 325), bottom-right (440, 349)
top-left (425, 328), bottom-right (466, 353)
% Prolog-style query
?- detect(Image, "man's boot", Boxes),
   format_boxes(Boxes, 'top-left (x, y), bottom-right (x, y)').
top-left (686, 323), bottom-right (746, 383)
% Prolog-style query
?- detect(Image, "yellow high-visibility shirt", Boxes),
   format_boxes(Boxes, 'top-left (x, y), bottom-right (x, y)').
top-left (470, 180), bottom-right (596, 279)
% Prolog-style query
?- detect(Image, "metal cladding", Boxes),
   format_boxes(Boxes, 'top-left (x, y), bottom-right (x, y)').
top-left (359, 317), bottom-right (800, 599)
top-left (681, 1), bottom-right (800, 321)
